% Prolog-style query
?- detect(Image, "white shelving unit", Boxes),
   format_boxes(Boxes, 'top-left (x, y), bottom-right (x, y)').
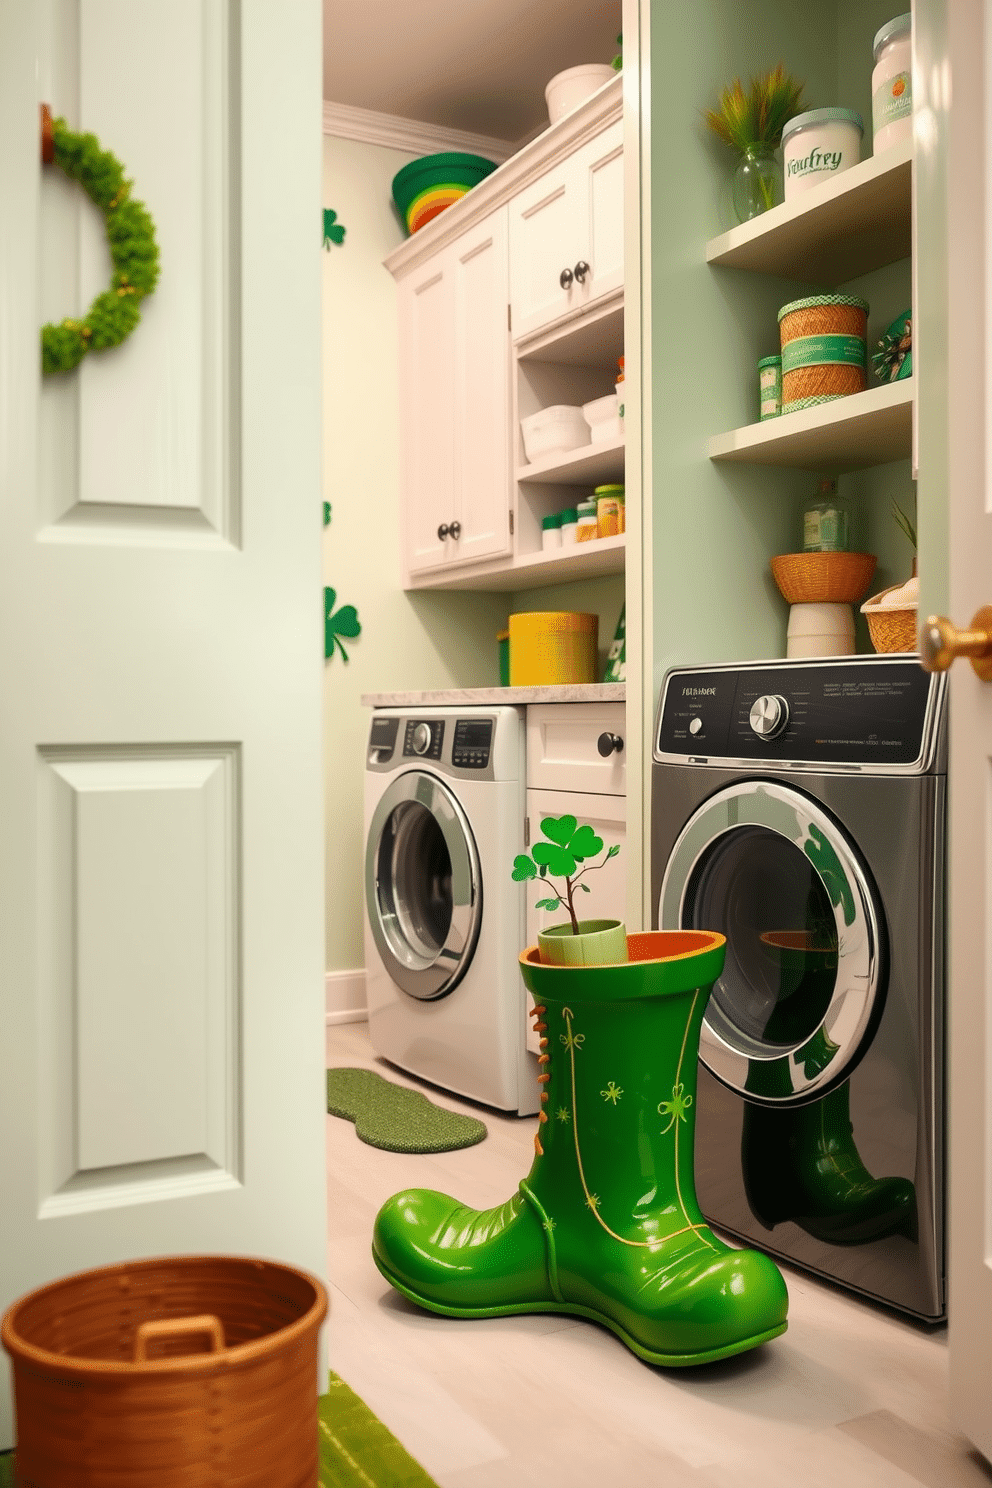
top-left (405, 534), bottom-right (625, 592)
top-left (705, 139), bottom-right (912, 285)
top-left (516, 435), bottom-right (624, 486)
top-left (709, 380), bottom-right (913, 472)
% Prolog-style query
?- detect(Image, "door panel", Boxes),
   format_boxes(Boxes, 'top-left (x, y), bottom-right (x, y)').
top-left (399, 259), bottom-right (454, 574)
top-left (508, 160), bottom-right (582, 338)
top-left (452, 210), bottom-right (512, 565)
top-left (576, 120), bottom-right (625, 311)
top-left (0, 0), bottom-right (326, 1443)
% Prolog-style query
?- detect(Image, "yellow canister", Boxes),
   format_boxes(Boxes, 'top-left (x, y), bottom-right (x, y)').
top-left (508, 611), bottom-right (598, 686)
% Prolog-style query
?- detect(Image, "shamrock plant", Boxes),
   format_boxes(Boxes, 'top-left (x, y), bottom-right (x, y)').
top-left (512, 814), bottom-right (620, 935)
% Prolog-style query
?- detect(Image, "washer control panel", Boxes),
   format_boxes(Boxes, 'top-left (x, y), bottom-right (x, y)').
top-left (367, 714), bottom-right (400, 765)
top-left (656, 659), bottom-right (938, 768)
top-left (452, 717), bottom-right (494, 769)
top-left (403, 718), bottom-right (444, 761)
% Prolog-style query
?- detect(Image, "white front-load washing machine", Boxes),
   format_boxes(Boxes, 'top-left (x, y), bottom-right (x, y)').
top-left (363, 705), bottom-right (538, 1114)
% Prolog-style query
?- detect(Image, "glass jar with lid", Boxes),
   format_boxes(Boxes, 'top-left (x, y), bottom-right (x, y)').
top-left (872, 14), bottom-right (912, 153)
top-left (576, 498), bottom-right (599, 542)
top-left (802, 478), bottom-right (851, 552)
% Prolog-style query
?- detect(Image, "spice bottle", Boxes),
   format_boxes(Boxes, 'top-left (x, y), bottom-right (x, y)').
top-left (541, 512), bottom-right (562, 551)
top-left (576, 498), bottom-right (599, 542)
top-left (559, 507), bottom-right (578, 545)
top-left (594, 484), bottom-right (625, 538)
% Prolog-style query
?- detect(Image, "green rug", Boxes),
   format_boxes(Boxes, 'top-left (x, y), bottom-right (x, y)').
top-left (327, 1066), bottom-right (487, 1153)
top-left (0, 1371), bottom-right (438, 1487)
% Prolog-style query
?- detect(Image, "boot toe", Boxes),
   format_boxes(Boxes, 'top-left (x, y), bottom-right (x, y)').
top-left (627, 1240), bottom-right (789, 1364)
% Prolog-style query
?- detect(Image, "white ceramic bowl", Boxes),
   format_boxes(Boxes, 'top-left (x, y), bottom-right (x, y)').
top-left (545, 65), bottom-right (616, 125)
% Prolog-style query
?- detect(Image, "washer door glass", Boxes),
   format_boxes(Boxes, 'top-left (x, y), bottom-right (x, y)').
top-left (658, 781), bottom-right (884, 1103)
top-left (365, 771), bottom-right (482, 1001)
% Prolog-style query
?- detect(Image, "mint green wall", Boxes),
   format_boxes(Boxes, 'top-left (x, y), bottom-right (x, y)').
top-left (648, 2), bottom-right (919, 694)
top-left (322, 136), bottom-right (509, 972)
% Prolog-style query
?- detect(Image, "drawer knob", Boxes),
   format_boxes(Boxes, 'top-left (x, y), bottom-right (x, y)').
top-left (448, 520), bottom-right (461, 540)
top-left (559, 266), bottom-right (573, 289)
top-left (437, 523), bottom-right (449, 540)
top-left (597, 732), bottom-right (624, 757)
top-left (573, 260), bottom-right (590, 283)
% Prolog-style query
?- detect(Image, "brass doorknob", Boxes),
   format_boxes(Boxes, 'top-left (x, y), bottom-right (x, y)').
top-left (919, 607), bottom-right (992, 681)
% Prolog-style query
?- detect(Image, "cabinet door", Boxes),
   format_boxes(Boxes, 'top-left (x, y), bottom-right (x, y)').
top-left (524, 790), bottom-right (626, 1054)
top-left (508, 156), bottom-right (585, 339)
top-left (451, 209), bottom-right (513, 565)
top-left (572, 119), bottom-right (624, 313)
top-left (398, 257), bottom-right (455, 576)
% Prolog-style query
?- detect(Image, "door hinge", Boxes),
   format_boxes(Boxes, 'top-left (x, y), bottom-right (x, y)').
top-left (524, 816), bottom-right (530, 846)
top-left (509, 510), bottom-right (514, 535)
top-left (507, 303), bottom-right (512, 331)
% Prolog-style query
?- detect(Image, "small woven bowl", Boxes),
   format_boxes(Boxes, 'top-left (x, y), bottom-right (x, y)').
top-left (861, 586), bottom-right (919, 652)
top-left (770, 551), bottom-right (877, 604)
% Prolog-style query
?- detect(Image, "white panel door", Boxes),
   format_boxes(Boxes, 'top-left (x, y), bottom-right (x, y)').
top-left (508, 155), bottom-right (585, 338)
top-left (524, 789), bottom-right (626, 1054)
top-left (575, 119), bottom-right (625, 314)
top-left (944, 0), bottom-right (992, 1460)
top-left (398, 255), bottom-right (455, 575)
top-left (0, 0), bottom-right (326, 1446)
top-left (451, 208), bottom-right (512, 566)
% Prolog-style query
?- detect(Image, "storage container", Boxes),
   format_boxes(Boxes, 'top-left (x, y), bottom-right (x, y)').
top-left (0, 1254), bottom-right (328, 1488)
top-left (758, 355), bottom-right (782, 420)
top-left (541, 512), bottom-right (562, 551)
top-left (559, 507), bottom-right (578, 545)
top-left (862, 578), bottom-right (919, 652)
top-left (581, 391), bottom-right (622, 444)
top-left (803, 482), bottom-right (852, 551)
top-left (545, 64), bottom-right (616, 124)
top-left (778, 295), bottom-right (868, 411)
top-left (873, 15), bottom-right (912, 153)
top-left (391, 153), bottom-right (498, 236)
top-left (576, 498), bottom-right (599, 542)
top-left (595, 485), bottom-right (624, 537)
top-left (771, 551), bottom-right (876, 604)
top-left (508, 612), bottom-right (598, 686)
top-left (520, 405), bottom-right (590, 464)
top-left (782, 109), bottom-right (863, 199)
top-left (786, 601), bottom-right (856, 658)
top-left (497, 629), bottom-right (510, 685)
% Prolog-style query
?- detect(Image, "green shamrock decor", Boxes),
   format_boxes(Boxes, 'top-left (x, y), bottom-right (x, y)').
top-left (325, 586), bottom-right (361, 662)
top-left (323, 208), bottom-right (346, 249)
top-left (512, 814), bottom-right (620, 934)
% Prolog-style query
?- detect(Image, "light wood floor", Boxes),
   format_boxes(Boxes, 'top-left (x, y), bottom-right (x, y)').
top-left (325, 1020), bottom-right (992, 1488)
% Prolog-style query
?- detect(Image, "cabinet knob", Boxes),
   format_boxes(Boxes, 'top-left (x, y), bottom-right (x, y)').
top-left (573, 260), bottom-right (590, 283)
top-left (437, 523), bottom-right (449, 541)
top-left (597, 732), bottom-right (624, 757)
top-left (559, 267), bottom-right (573, 289)
top-left (449, 520), bottom-right (461, 540)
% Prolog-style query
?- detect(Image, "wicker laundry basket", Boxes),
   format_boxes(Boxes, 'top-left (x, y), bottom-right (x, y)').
top-left (1, 1254), bottom-right (328, 1488)
top-left (770, 551), bottom-right (877, 604)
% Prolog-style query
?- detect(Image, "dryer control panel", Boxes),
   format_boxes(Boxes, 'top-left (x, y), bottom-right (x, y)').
top-left (656, 658), bottom-right (942, 770)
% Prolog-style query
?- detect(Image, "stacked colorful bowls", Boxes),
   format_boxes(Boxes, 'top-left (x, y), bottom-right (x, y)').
top-left (391, 152), bottom-right (499, 236)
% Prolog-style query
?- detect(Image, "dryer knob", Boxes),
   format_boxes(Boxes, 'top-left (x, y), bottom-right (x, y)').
top-left (749, 694), bottom-right (789, 740)
top-left (411, 722), bottom-right (432, 755)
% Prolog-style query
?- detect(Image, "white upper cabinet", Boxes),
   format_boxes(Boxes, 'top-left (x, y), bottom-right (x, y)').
top-left (398, 207), bottom-right (511, 577)
top-left (509, 119), bottom-right (623, 340)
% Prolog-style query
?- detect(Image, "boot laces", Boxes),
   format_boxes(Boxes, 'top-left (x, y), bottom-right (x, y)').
top-left (528, 1002), bottom-right (549, 1153)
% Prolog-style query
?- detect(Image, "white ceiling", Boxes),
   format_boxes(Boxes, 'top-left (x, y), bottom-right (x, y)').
top-left (322, 0), bottom-right (623, 143)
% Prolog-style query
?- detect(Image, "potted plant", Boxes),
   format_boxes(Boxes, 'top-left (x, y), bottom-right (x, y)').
top-left (511, 814), bottom-right (625, 966)
top-left (704, 62), bottom-right (805, 222)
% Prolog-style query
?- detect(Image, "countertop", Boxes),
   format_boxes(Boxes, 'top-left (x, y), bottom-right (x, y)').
top-left (360, 684), bottom-right (625, 707)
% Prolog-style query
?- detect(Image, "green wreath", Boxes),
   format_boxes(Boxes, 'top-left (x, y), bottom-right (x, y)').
top-left (42, 114), bottom-right (160, 375)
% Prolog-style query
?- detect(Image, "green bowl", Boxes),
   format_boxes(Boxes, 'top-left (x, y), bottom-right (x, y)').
top-left (391, 152), bottom-right (498, 235)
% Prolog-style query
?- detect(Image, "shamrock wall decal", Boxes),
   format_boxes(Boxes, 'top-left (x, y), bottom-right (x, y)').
top-left (325, 586), bottom-right (361, 662)
top-left (323, 208), bottom-right (346, 249)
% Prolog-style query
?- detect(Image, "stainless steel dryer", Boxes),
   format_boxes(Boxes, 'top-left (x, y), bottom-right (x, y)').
top-left (651, 656), bottom-right (946, 1319)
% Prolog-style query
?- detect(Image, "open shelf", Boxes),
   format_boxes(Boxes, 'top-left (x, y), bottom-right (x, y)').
top-left (407, 535), bottom-right (626, 592)
top-left (709, 379), bottom-right (913, 472)
top-left (517, 435), bottom-right (624, 486)
top-left (705, 139), bottom-right (912, 286)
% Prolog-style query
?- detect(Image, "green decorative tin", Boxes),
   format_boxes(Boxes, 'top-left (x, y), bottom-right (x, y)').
top-left (872, 309), bottom-right (912, 383)
top-left (758, 355), bottom-right (782, 421)
top-left (603, 603), bottom-right (626, 683)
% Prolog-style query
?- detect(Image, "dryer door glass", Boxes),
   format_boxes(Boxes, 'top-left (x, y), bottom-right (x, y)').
top-left (365, 771), bottom-right (482, 1000)
top-left (658, 781), bottom-right (884, 1103)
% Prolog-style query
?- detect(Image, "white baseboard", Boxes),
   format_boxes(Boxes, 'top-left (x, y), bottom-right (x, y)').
top-left (325, 968), bottom-right (368, 1025)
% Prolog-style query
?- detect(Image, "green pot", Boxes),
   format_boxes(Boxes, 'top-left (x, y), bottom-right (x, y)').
top-left (537, 919), bottom-right (628, 966)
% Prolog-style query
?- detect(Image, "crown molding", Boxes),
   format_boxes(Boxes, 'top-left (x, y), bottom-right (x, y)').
top-left (322, 100), bottom-right (515, 163)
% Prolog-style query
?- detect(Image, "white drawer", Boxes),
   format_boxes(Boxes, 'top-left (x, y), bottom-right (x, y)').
top-left (526, 703), bottom-right (626, 795)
